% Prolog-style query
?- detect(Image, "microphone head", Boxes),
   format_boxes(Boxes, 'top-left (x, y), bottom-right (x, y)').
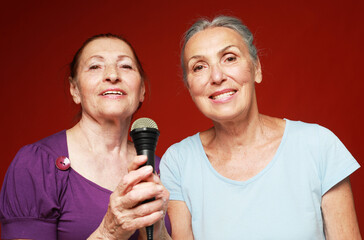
top-left (131, 117), bottom-right (158, 131)
top-left (130, 117), bottom-right (160, 150)
top-left (130, 118), bottom-right (160, 169)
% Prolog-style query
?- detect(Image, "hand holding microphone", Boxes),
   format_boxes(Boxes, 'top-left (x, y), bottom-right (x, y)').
top-left (130, 118), bottom-right (164, 240)
top-left (93, 118), bottom-right (168, 240)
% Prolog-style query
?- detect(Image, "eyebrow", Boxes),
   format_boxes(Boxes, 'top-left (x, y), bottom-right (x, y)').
top-left (117, 55), bottom-right (133, 61)
top-left (187, 45), bottom-right (239, 63)
top-left (86, 55), bottom-right (133, 62)
top-left (88, 55), bottom-right (104, 61)
top-left (218, 45), bottom-right (238, 54)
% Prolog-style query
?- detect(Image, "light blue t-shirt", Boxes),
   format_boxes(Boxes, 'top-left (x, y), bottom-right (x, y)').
top-left (160, 120), bottom-right (360, 240)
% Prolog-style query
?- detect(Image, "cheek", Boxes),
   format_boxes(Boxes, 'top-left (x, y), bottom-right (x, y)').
top-left (187, 74), bottom-right (207, 94)
top-left (78, 84), bottom-right (93, 99)
top-left (188, 86), bottom-right (208, 109)
top-left (127, 75), bottom-right (144, 96)
top-left (76, 82), bottom-right (99, 104)
top-left (231, 66), bottom-right (253, 84)
top-left (188, 82), bottom-right (204, 99)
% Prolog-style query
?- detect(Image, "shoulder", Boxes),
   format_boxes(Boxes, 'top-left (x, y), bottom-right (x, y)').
top-left (163, 133), bottom-right (201, 159)
top-left (161, 133), bottom-right (203, 173)
top-left (10, 130), bottom-right (68, 172)
top-left (283, 119), bottom-right (345, 157)
top-left (5, 130), bottom-right (69, 186)
top-left (32, 130), bottom-right (68, 156)
top-left (284, 119), bottom-right (358, 169)
top-left (0, 130), bottom-right (69, 225)
top-left (278, 120), bottom-right (342, 169)
top-left (285, 119), bottom-right (335, 141)
top-left (285, 119), bottom-right (319, 132)
top-left (285, 120), bottom-right (360, 194)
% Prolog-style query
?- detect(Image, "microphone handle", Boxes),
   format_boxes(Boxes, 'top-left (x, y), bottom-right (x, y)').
top-left (137, 149), bottom-right (155, 172)
top-left (136, 149), bottom-right (155, 240)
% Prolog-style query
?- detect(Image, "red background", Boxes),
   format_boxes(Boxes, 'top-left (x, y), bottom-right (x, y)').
top-left (0, 0), bottom-right (363, 235)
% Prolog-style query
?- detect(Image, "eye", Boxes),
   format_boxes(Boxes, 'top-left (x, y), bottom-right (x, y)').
top-left (118, 60), bottom-right (134, 70)
top-left (89, 65), bottom-right (101, 70)
top-left (193, 65), bottom-right (204, 72)
top-left (224, 54), bottom-right (237, 63)
top-left (226, 56), bottom-right (236, 62)
top-left (120, 64), bottom-right (133, 69)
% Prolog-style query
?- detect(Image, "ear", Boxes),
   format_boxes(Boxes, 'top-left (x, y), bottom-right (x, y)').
top-left (254, 59), bottom-right (262, 84)
top-left (69, 77), bottom-right (81, 104)
top-left (139, 81), bottom-right (146, 102)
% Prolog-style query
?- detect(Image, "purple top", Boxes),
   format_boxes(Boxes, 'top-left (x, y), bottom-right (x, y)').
top-left (0, 130), bottom-right (169, 239)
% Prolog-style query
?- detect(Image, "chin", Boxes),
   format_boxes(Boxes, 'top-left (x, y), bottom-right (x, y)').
top-left (101, 110), bottom-right (133, 119)
top-left (204, 112), bottom-right (238, 123)
top-left (204, 107), bottom-right (250, 123)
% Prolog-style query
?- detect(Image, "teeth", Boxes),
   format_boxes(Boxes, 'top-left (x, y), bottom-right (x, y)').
top-left (212, 91), bottom-right (235, 100)
top-left (102, 91), bottom-right (123, 96)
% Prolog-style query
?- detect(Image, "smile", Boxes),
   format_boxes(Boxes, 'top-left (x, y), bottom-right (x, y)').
top-left (102, 91), bottom-right (124, 96)
top-left (210, 90), bottom-right (236, 100)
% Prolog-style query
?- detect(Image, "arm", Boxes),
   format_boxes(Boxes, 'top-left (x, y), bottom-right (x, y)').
top-left (167, 200), bottom-right (194, 240)
top-left (0, 144), bottom-right (60, 240)
top-left (321, 177), bottom-right (362, 240)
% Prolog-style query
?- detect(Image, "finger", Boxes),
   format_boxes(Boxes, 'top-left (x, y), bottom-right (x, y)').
top-left (135, 173), bottom-right (161, 187)
top-left (123, 183), bottom-right (164, 207)
top-left (117, 165), bottom-right (153, 195)
top-left (128, 155), bottom-right (148, 172)
top-left (131, 181), bottom-right (161, 191)
top-left (121, 210), bottom-right (164, 231)
top-left (102, 209), bottom-right (163, 235)
top-left (133, 198), bottom-right (166, 218)
top-left (144, 172), bottom-right (162, 184)
top-left (107, 194), bottom-right (165, 231)
top-left (131, 183), bottom-right (170, 211)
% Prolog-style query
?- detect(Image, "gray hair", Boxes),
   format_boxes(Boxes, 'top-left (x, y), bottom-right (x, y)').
top-left (181, 15), bottom-right (258, 84)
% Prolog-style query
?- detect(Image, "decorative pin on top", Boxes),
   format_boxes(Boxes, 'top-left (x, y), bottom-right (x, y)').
top-left (55, 156), bottom-right (71, 171)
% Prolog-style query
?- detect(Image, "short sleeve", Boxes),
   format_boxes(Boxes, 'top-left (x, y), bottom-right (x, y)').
top-left (0, 144), bottom-right (62, 239)
top-left (160, 146), bottom-right (184, 201)
top-left (317, 126), bottom-right (360, 195)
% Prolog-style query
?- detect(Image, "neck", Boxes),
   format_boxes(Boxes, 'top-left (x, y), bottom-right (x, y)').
top-left (69, 113), bottom-right (133, 156)
top-left (212, 114), bottom-right (264, 146)
top-left (207, 95), bottom-right (266, 148)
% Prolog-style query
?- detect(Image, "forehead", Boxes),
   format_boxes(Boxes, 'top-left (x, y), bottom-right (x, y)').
top-left (184, 27), bottom-right (248, 60)
top-left (81, 38), bottom-right (135, 60)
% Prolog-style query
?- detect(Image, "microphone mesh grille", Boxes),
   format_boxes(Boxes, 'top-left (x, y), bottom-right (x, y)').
top-left (131, 117), bottom-right (158, 131)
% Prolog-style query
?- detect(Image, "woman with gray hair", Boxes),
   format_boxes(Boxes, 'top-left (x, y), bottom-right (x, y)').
top-left (160, 16), bottom-right (361, 239)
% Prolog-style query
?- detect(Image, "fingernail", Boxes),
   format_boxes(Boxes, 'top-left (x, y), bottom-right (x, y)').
top-left (144, 165), bottom-right (153, 173)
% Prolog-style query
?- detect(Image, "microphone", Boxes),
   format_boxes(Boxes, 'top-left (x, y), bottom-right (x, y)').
top-left (130, 117), bottom-right (160, 170)
top-left (130, 117), bottom-right (160, 240)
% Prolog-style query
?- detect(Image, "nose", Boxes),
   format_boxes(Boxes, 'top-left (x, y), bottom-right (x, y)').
top-left (104, 65), bottom-right (120, 82)
top-left (210, 64), bottom-right (226, 85)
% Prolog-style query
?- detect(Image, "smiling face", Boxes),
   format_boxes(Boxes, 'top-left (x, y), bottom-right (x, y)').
top-left (183, 27), bottom-right (262, 123)
top-left (70, 37), bottom-right (145, 121)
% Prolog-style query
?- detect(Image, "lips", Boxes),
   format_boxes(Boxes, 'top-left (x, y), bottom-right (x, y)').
top-left (100, 89), bottom-right (126, 96)
top-left (209, 90), bottom-right (237, 100)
